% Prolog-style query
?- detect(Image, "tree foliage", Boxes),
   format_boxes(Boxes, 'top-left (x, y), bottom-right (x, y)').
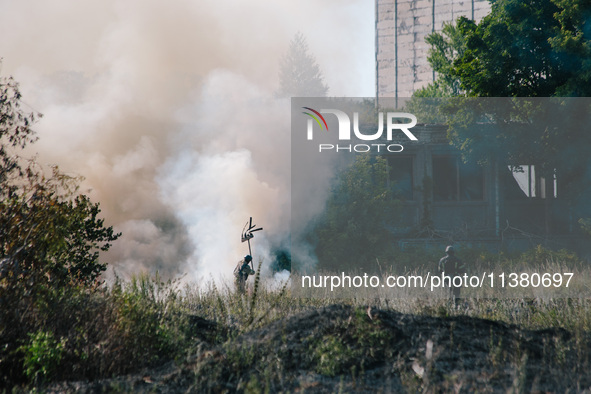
top-left (0, 75), bottom-right (120, 387)
top-left (0, 77), bottom-right (39, 182)
top-left (406, 24), bottom-right (466, 122)
top-left (415, 0), bottom-right (591, 98)
top-left (314, 155), bottom-right (399, 270)
top-left (416, 22), bottom-right (467, 98)
top-left (433, 0), bottom-right (591, 97)
top-left (1, 165), bottom-right (119, 286)
top-left (412, 0), bottom-right (591, 215)
top-left (0, 77), bottom-right (119, 288)
top-left (277, 32), bottom-right (329, 98)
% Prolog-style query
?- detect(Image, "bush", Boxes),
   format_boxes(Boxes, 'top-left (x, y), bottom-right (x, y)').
top-left (313, 155), bottom-right (401, 271)
top-left (0, 164), bottom-right (120, 288)
top-left (20, 331), bottom-right (66, 384)
top-left (520, 245), bottom-right (580, 267)
top-left (0, 273), bottom-right (198, 387)
top-left (0, 75), bottom-right (122, 386)
top-left (1, 76), bottom-right (119, 290)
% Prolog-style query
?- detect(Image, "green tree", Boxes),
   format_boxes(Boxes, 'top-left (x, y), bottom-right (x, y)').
top-left (406, 23), bottom-right (466, 123)
top-left (416, 0), bottom-right (591, 215)
top-left (416, 22), bottom-right (467, 98)
top-left (442, 0), bottom-right (591, 97)
top-left (549, 0), bottom-right (591, 96)
top-left (0, 75), bottom-right (120, 386)
top-left (314, 155), bottom-right (399, 270)
top-left (453, 5), bottom-right (563, 97)
top-left (1, 165), bottom-right (119, 286)
top-left (0, 76), bottom-right (119, 288)
top-left (277, 32), bottom-right (329, 97)
top-left (0, 76), bottom-right (39, 182)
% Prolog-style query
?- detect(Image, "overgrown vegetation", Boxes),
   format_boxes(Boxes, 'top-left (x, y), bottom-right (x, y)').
top-left (0, 268), bottom-right (293, 388)
top-left (2, 250), bottom-right (591, 391)
top-left (23, 272), bottom-right (591, 392)
top-left (2, 7), bottom-right (591, 387)
top-left (0, 75), bottom-right (121, 387)
top-left (408, 0), bottom-right (591, 229)
top-left (312, 154), bottom-right (400, 271)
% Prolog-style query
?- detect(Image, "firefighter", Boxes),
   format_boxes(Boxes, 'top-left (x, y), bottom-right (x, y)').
top-left (234, 254), bottom-right (255, 293)
top-left (438, 245), bottom-right (466, 304)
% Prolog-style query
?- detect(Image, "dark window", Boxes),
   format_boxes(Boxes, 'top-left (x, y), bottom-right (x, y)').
top-left (388, 156), bottom-right (413, 200)
top-left (433, 157), bottom-right (458, 201)
top-left (433, 156), bottom-right (484, 201)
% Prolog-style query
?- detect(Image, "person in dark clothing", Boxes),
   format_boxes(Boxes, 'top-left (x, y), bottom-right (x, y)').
top-left (438, 245), bottom-right (466, 303)
top-left (234, 254), bottom-right (255, 293)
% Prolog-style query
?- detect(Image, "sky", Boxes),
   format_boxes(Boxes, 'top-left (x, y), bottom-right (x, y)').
top-left (0, 0), bottom-right (375, 282)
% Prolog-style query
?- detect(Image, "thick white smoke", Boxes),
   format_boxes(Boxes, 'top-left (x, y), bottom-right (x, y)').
top-left (158, 70), bottom-right (291, 281)
top-left (0, 0), bottom-right (373, 281)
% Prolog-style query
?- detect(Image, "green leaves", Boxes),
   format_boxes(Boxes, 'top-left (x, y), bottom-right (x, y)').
top-left (0, 77), bottom-right (39, 183)
top-left (416, 0), bottom-right (591, 218)
top-left (426, 21), bottom-right (469, 96)
top-left (0, 163), bottom-right (120, 287)
top-left (314, 155), bottom-right (399, 270)
top-left (0, 77), bottom-right (120, 288)
top-left (418, 0), bottom-right (591, 97)
top-left (19, 331), bottom-right (66, 384)
top-left (444, 0), bottom-right (591, 97)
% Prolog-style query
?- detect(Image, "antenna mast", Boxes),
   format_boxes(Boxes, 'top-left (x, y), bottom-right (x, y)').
top-left (241, 217), bottom-right (263, 268)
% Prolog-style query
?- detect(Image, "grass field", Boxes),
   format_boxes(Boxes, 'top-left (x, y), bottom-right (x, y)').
top-left (3, 256), bottom-right (591, 392)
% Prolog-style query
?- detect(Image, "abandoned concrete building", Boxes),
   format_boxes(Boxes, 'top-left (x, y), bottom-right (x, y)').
top-left (376, 0), bottom-right (490, 98)
top-left (373, 1), bottom-right (589, 254)
top-left (384, 125), bottom-right (580, 252)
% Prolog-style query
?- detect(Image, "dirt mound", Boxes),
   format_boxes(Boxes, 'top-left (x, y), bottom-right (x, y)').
top-left (48, 304), bottom-right (591, 393)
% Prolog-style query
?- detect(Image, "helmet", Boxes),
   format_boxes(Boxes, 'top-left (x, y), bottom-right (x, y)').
top-left (244, 254), bottom-right (253, 262)
top-left (445, 245), bottom-right (454, 254)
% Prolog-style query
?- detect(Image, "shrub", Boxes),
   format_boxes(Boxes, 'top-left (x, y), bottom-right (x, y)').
top-left (520, 245), bottom-right (580, 266)
top-left (19, 331), bottom-right (66, 384)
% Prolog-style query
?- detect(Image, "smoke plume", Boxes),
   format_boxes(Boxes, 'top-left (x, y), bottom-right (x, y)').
top-left (0, 0), bottom-right (373, 281)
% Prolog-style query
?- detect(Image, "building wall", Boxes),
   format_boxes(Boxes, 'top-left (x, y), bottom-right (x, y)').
top-left (376, 0), bottom-right (490, 99)
top-left (385, 126), bottom-right (572, 245)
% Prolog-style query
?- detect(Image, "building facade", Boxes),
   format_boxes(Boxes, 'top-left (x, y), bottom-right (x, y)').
top-left (375, 0), bottom-right (490, 99)
top-left (374, 2), bottom-right (588, 254)
top-left (383, 125), bottom-right (581, 253)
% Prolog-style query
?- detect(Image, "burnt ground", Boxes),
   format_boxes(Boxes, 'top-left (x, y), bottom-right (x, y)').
top-left (48, 304), bottom-right (591, 393)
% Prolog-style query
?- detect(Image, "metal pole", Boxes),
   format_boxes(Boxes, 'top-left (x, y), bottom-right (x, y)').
top-left (395, 0), bottom-right (398, 108)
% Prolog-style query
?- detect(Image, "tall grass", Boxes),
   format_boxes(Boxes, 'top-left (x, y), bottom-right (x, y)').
top-left (2, 253), bottom-right (591, 390)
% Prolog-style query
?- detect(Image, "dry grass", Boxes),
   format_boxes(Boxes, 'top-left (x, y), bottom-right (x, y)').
top-left (3, 256), bottom-right (591, 392)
